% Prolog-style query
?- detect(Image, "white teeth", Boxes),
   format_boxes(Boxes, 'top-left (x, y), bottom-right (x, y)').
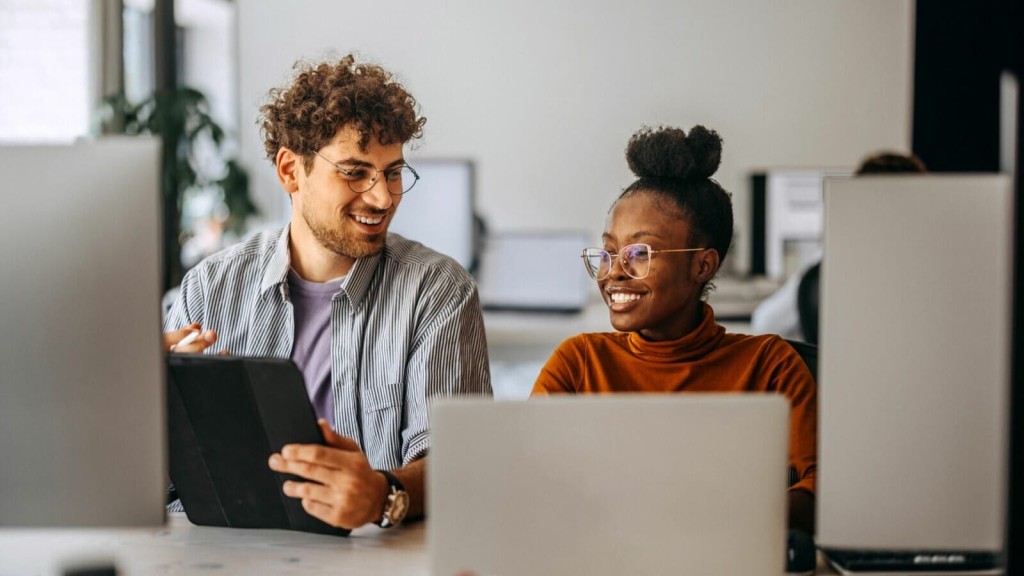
top-left (355, 215), bottom-right (383, 225)
top-left (609, 292), bottom-right (642, 303)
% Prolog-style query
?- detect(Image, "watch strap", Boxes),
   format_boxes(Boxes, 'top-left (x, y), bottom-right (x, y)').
top-left (376, 469), bottom-right (406, 528)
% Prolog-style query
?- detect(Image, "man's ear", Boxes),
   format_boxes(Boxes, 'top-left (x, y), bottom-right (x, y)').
top-left (276, 148), bottom-right (301, 194)
top-left (693, 249), bottom-right (720, 283)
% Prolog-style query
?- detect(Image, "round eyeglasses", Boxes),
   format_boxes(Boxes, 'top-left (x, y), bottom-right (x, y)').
top-left (315, 151), bottom-right (420, 195)
top-left (580, 243), bottom-right (707, 280)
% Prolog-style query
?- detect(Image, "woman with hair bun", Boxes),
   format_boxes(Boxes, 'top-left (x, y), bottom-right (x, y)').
top-left (531, 125), bottom-right (817, 532)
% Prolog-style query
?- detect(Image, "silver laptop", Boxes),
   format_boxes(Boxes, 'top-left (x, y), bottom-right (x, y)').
top-left (429, 395), bottom-right (790, 576)
top-left (817, 175), bottom-right (1012, 574)
top-left (0, 138), bottom-right (166, 526)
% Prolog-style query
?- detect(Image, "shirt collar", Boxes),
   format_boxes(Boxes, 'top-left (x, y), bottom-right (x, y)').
top-left (260, 223), bottom-right (383, 310)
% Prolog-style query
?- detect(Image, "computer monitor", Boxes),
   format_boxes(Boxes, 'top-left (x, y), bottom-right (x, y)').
top-left (476, 231), bottom-right (591, 313)
top-left (0, 138), bottom-right (166, 526)
top-left (749, 168), bottom-right (852, 279)
top-left (817, 175), bottom-right (1012, 555)
top-left (388, 158), bottom-right (477, 272)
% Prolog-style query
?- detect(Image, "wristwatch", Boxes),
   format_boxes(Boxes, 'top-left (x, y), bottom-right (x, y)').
top-left (375, 470), bottom-right (410, 528)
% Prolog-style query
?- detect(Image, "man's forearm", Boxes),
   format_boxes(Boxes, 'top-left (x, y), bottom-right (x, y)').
top-left (391, 456), bottom-right (427, 522)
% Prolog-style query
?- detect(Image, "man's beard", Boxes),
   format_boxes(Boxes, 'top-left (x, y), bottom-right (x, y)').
top-left (301, 201), bottom-right (388, 260)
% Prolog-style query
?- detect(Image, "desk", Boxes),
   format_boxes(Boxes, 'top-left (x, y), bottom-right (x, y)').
top-left (0, 513), bottom-right (427, 575)
top-left (0, 514), bottom-right (848, 575)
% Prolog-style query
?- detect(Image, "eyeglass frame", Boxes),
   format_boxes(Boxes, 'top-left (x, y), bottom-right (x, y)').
top-left (314, 151), bottom-right (420, 195)
top-left (580, 243), bottom-right (708, 281)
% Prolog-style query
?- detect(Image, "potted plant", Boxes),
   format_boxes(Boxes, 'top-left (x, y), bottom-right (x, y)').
top-left (98, 87), bottom-right (258, 292)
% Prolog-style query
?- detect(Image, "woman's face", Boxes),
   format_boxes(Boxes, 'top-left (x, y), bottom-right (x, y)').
top-left (598, 192), bottom-right (715, 341)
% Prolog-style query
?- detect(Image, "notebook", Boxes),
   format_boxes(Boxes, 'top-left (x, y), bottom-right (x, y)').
top-left (166, 355), bottom-right (349, 536)
top-left (817, 175), bottom-right (1011, 574)
top-left (429, 395), bottom-right (790, 576)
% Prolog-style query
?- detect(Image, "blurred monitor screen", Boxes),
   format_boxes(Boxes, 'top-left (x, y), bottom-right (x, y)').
top-left (477, 231), bottom-right (591, 313)
top-left (750, 168), bottom-right (852, 279)
top-left (389, 158), bottom-right (476, 272)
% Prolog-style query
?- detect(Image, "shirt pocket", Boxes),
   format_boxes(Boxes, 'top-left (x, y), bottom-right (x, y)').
top-left (362, 381), bottom-right (404, 412)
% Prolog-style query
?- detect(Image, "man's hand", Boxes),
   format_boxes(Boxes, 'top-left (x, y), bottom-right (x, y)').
top-left (163, 323), bottom-right (219, 353)
top-left (269, 419), bottom-right (390, 530)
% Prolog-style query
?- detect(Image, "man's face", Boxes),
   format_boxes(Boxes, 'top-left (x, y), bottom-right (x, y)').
top-left (598, 192), bottom-right (708, 341)
top-left (293, 125), bottom-right (405, 260)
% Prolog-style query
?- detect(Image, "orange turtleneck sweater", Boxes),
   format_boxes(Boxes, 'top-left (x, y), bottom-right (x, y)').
top-left (531, 304), bottom-right (817, 495)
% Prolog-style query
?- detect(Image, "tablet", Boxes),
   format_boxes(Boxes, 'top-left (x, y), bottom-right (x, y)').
top-left (166, 355), bottom-right (349, 536)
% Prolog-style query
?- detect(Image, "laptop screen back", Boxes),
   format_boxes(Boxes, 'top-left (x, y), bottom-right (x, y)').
top-left (0, 138), bottom-right (166, 526)
top-left (429, 395), bottom-right (789, 576)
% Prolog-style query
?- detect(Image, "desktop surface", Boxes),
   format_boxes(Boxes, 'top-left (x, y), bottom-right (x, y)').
top-left (0, 513), bottom-right (428, 575)
top-left (0, 513), bottom-right (873, 575)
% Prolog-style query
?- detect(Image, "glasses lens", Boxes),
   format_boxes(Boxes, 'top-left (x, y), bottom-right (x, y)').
top-left (345, 166), bottom-right (376, 193)
top-left (387, 165), bottom-right (418, 194)
top-left (582, 249), bottom-right (610, 279)
top-left (622, 244), bottom-right (651, 279)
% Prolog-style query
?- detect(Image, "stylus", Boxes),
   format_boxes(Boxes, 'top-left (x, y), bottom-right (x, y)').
top-left (170, 330), bottom-right (200, 352)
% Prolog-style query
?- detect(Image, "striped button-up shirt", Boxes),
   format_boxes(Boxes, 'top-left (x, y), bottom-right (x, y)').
top-left (165, 226), bottom-right (492, 471)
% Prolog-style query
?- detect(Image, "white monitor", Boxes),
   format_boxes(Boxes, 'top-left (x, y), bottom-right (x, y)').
top-left (817, 175), bottom-right (1012, 552)
top-left (750, 168), bottom-right (852, 279)
top-left (388, 158), bottom-right (476, 272)
top-left (0, 138), bottom-right (167, 526)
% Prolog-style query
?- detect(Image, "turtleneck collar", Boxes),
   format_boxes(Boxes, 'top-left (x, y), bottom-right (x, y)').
top-left (625, 302), bottom-right (726, 362)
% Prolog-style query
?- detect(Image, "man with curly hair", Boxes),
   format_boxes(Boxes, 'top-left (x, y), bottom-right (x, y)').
top-left (164, 55), bottom-right (491, 530)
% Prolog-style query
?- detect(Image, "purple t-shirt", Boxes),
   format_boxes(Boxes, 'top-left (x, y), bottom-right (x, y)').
top-left (287, 269), bottom-right (344, 429)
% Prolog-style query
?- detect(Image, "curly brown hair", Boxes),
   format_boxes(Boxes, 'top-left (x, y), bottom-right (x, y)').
top-left (259, 54), bottom-right (426, 173)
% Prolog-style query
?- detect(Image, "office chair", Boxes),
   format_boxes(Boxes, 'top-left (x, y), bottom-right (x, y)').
top-left (784, 339), bottom-right (817, 385)
top-left (796, 262), bottom-right (821, 346)
top-left (783, 338), bottom-right (817, 492)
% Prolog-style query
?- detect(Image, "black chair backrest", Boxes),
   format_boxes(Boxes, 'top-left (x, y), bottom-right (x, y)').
top-left (784, 338), bottom-right (818, 383)
top-left (783, 338), bottom-right (817, 488)
top-left (796, 262), bottom-right (821, 346)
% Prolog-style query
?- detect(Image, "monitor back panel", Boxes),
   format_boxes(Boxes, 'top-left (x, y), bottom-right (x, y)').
top-left (818, 175), bottom-right (1012, 550)
top-left (429, 395), bottom-right (789, 576)
top-left (0, 138), bottom-right (166, 526)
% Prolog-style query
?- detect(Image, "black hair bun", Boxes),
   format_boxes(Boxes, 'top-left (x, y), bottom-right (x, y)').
top-left (625, 125), bottom-right (722, 181)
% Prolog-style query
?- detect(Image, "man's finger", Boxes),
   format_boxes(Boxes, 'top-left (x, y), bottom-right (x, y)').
top-left (170, 330), bottom-right (218, 354)
top-left (162, 324), bottom-right (201, 351)
top-left (269, 453), bottom-right (338, 485)
top-left (318, 420), bottom-right (361, 452)
top-left (300, 498), bottom-right (341, 527)
top-left (282, 480), bottom-right (335, 504)
top-left (275, 442), bottom-right (366, 470)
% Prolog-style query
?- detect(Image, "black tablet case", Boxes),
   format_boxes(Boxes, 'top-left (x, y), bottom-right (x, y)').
top-left (166, 355), bottom-right (349, 536)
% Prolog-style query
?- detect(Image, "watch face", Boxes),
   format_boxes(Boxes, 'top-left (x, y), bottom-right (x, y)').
top-left (387, 490), bottom-right (410, 525)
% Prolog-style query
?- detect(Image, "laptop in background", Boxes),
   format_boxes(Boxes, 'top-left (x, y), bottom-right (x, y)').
top-left (429, 395), bottom-right (790, 576)
top-left (0, 138), bottom-right (166, 526)
top-left (477, 231), bottom-right (591, 313)
top-left (817, 175), bottom-right (1012, 574)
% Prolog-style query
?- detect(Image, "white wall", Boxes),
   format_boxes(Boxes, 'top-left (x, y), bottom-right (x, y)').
top-left (237, 0), bottom-right (913, 274)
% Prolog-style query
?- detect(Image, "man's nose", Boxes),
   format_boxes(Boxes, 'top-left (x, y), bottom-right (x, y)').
top-left (361, 176), bottom-right (394, 210)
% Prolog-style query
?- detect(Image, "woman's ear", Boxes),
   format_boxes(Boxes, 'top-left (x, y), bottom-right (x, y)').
top-left (276, 148), bottom-right (301, 194)
top-left (693, 249), bottom-right (720, 283)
